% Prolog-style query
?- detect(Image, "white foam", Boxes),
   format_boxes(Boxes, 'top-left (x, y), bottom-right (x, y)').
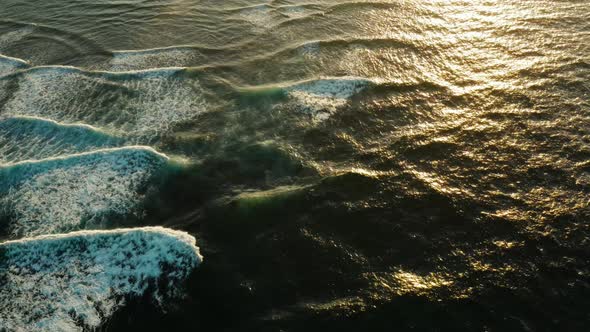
top-left (0, 25), bottom-right (36, 51)
top-left (0, 226), bottom-right (202, 332)
top-left (0, 115), bottom-right (123, 164)
top-left (235, 5), bottom-right (278, 30)
top-left (107, 48), bottom-right (197, 72)
top-left (3, 67), bottom-right (207, 140)
top-left (0, 147), bottom-right (169, 237)
top-left (278, 4), bottom-right (324, 19)
top-left (284, 77), bottom-right (373, 121)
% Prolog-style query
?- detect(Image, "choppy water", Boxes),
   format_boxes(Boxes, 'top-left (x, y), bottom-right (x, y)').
top-left (0, 0), bottom-right (589, 331)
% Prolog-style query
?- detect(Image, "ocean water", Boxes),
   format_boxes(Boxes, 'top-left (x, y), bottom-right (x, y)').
top-left (0, 0), bottom-right (588, 331)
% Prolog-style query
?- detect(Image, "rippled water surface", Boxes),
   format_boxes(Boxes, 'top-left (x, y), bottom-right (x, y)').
top-left (1, 0), bottom-right (589, 331)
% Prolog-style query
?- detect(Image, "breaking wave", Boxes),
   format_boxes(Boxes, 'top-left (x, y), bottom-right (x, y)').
top-left (0, 227), bottom-right (201, 331)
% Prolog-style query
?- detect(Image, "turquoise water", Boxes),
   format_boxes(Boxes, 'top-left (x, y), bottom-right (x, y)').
top-left (0, 0), bottom-right (589, 330)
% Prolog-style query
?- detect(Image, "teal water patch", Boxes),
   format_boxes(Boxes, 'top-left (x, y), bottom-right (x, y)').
top-left (0, 227), bottom-right (201, 332)
top-left (0, 116), bottom-right (123, 164)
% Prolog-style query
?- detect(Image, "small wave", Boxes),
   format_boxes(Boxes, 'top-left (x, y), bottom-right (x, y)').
top-left (0, 146), bottom-right (169, 238)
top-left (0, 226), bottom-right (202, 331)
top-left (0, 116), bottom-right (123, 164)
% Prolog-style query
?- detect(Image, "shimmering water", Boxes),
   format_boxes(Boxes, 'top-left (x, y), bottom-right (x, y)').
top-left (0, 0), bottom-right (589, 331)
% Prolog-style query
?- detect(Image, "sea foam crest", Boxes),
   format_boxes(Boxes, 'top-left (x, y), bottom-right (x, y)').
top-left (0, 227), bottom-right (202, 332)
top-left (284, 77), bottom-right (373, 121)
top-left (0, 116), bottom-right (123, 164)
top-left (3, 67), bottom-right (206, 140)
top-left (0, 146), bottom-right (169, 238)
